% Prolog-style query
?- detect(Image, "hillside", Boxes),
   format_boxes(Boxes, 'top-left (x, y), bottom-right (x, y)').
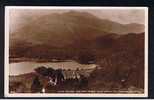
top-left (9, 11), bottom-right (144, 61)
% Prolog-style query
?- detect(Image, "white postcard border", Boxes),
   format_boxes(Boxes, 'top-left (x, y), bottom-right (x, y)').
top-left (5, 6), bottom-right (148, 97)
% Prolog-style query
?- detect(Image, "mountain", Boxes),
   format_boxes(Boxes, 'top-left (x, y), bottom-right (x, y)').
top-left (10, 11), bottom-right (144, 59)
top-left (10, 11), bottom-right (144, 47)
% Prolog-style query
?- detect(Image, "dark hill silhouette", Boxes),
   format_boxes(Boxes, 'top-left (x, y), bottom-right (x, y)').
top-left (88, 33), bottom-right (144, 89)
top-left (10, 11), bottom-right (144, 49)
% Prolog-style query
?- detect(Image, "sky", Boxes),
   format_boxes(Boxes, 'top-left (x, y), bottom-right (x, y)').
top-left (8, 8), bottom-right (146, 33)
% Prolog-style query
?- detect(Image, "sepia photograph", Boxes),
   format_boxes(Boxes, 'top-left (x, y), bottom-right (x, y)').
top-left (5, 6), bottom-right (148, 97)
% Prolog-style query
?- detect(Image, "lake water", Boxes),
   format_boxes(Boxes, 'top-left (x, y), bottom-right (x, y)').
top-left (9, 60), bottom-right (97, 76)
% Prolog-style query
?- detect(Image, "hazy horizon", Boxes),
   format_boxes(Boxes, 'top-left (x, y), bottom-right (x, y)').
top-left (9, 9), bottom-right (145, 34)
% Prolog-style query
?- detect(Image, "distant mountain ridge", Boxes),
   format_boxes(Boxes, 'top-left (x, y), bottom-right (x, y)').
top-left (10, 11), bottom-right (145, 63)
top-left (10, 11), bottom-right (144, 47)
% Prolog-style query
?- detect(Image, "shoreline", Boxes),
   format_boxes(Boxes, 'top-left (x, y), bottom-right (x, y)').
top-left (9, 57), bottom-right (75, 63)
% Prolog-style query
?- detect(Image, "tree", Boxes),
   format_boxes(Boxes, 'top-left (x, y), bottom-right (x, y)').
top-left (55, 69), bottom-right (64, 85)
top-left (47, 68), bottom-right (55, 77)
top-left (31, 76), bottom-right (43, 93)
top-left (78, 74), bottom-right (88, 89)
top-left (34, 66), bottom-right (48, 76)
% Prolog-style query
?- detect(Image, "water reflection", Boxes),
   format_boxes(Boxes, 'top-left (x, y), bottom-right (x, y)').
top-left (10, 60), bottom-right (96, 75)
